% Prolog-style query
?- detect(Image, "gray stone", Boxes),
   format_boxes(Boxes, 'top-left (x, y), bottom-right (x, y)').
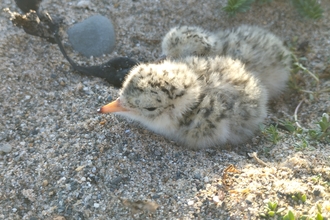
top-left (0, 143), bottom-right (12, 153)
top-left (67, 15), bottom-right (116, 57)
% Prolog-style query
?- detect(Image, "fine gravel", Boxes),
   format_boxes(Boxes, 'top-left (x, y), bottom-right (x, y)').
top-left (1, 0), bottom-right (330, 219)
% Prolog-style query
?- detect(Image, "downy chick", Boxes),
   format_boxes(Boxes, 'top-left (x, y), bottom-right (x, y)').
top-left (161, 25), bottom-right (291, 99)
top-left (98, 56), bottom-right (268, 149)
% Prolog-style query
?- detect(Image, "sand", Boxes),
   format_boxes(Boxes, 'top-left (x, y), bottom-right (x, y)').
top-left (1, 0), bottom-right (330, 219)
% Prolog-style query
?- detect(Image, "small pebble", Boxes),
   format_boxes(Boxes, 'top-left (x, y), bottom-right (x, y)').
top-left (94, 203), bottom-right (100, 208)
top-left (0, 143), bottom-right (12, 153)
top-left (193, 173), bottom-right (202, 180)
top-left (75, 165), bottom-right (85, 172)
top-left (213, 196), bottom-right (220, 203)
top-left (187, 200), bottom-right (194, 206)
top-left (111, 177), bottom-right (123, 185)
top-left (76, 0), bottom-right (91, 8)
top-left (313, 189), bottom-right (321, 196)
top-left (66, 184), bottom-right (71, 191)
top-left (53, 216), bottom-right (66, 220)
top-left (245, 200), bottom-right (253, 205)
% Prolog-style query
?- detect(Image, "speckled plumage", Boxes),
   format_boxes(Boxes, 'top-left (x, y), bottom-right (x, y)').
top-left (99, 56), bottom-right (268, 149)
top-left (161, 25), bottom-right (291, 99)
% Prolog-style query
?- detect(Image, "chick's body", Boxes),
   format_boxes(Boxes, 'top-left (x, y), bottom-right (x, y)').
top-left (161, 25), bottom-right (291, 99)
top-left (100, 56), bottom-right (268, 149)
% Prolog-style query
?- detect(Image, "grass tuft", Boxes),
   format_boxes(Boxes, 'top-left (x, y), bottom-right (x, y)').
top-left (222, 0), bottom-right (255, 16)
top-left (222, 0), bottom-right (323, 19)
top-left (291, 0), bottom-right (323, 20)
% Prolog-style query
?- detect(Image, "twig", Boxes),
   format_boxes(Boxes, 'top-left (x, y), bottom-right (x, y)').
top-left (298, 89), bottom-right (314, 94)
top-left (294, 100), bottom-right (304, 129)
top-left (294, 62), bottom-right (319, 82)
top-left (292, 54), bottom-right (319, 83)
top-left (248, 152), bottom-right (269, 167)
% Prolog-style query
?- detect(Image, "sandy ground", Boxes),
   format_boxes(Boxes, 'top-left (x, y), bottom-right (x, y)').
top-left (1, 0), bottom-right (330, 219)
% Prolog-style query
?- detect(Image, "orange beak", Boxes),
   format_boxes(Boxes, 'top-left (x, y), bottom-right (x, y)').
top-left (97, 98), bottom-right (128, 113)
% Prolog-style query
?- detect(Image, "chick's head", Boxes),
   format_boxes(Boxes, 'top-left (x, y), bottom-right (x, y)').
top-left (99, 62), bottom-right (201, 123)
top-left (161, 26), bottom-right (214, 59)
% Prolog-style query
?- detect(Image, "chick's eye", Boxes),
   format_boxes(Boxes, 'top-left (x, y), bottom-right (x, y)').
top-left (145, 107), bottom-right (157, 111)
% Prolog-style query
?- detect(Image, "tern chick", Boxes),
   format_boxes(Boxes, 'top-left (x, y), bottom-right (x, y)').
top-left (98, 56), bottom-right (268, 149)
top-left (161, 25), bottom-right (291, 99)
